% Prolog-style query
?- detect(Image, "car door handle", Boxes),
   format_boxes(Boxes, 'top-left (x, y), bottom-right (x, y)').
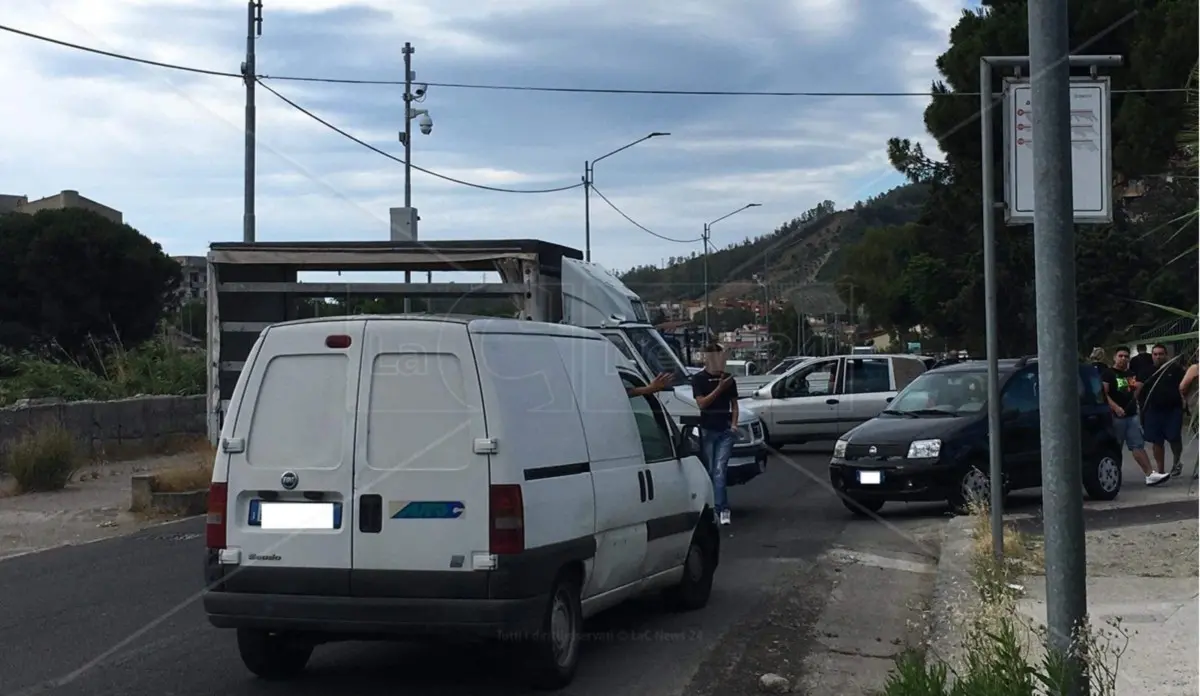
top-left (645, 469), bottom-right (655, 501)
top-left (637, 470), bottom-right (647, 502)
top-left (826, 398), bottom-right (840, 405)
top-left (359, 494), bottom-right (383, 534)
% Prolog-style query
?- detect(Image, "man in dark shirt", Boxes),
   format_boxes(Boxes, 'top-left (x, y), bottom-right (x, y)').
top-left (1129, 349), bottom-right (1156, 383)
top-left (1103, 346), bottom-right (1169, 486)
top-left (691, 343), bottom-right (739, 526)
top-left (1140, 344), bottom-right (1187, 477)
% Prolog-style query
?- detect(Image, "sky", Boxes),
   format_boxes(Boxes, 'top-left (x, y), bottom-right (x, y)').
top-left (0, 0), bottom-right (974, 277)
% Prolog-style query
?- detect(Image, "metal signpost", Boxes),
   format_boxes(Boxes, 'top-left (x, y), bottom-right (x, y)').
top-left (980, 11), bottom-right (1121, 685)
top-left (979, 53), bottom-right (1120, 562)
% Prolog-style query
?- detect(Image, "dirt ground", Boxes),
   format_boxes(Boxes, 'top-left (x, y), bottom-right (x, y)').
top-left (1083, 520), bottom-right (1200, 579)
top-left (0, 453), bottom-right (205, 560)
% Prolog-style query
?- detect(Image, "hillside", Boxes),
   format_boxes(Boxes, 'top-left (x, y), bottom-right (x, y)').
top-left (618, 183), bottom-right (928, 305)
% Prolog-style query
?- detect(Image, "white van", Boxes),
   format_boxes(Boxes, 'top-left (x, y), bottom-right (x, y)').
top-left (202, 315), bottom-right (720, 690)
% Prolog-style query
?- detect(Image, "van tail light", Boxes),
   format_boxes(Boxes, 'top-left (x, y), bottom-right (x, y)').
top-left (326, 334), bottom-right (352, 349)
top-left (206, 482), bottom-right (228, 550)
top-left (489, 484), bottom-right (524, 555)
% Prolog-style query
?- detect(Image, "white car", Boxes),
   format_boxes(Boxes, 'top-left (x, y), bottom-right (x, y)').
top-left (202, 316), bottom-right (719, 689)
top-left (745, 354), bottom-right (927, 447)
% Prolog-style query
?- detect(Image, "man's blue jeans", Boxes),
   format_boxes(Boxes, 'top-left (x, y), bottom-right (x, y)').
top-left (700, 428), bottom-right (735, 512)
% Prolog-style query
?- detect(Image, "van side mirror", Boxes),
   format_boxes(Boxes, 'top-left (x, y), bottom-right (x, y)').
top-left (676, 429), bottom-right (696, 459)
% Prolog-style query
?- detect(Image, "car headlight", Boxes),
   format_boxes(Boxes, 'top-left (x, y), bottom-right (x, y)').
top-left (833, 439), bottom-right (848, 459)
top-left (907, 439), bottom-right (942, 459)
top-left (735, 423), bottom-right (751, 443)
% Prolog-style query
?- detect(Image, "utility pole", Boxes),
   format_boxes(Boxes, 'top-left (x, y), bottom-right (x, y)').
top-left (583, 162), bottom-right (592, 262)
top-left (241, 0), bottom-right (262, 243)
top-left (402, 42), bottom-right (414, 313)
top-left (702, 223), bottom-right (710, 336)
top-left (1028, 3), bottom-right (1087, 690)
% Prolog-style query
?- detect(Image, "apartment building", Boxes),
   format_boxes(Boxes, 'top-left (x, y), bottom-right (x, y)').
top-left (174, 256), bottom-right (207, 302)
top-left (0, 189), bottom-right (124, 224)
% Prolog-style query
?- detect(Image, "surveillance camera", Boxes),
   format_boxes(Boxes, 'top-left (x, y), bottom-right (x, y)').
top-left (413, 83), bottom-right (428, 98)
top-left (418, 112), bottom-right (433, 135)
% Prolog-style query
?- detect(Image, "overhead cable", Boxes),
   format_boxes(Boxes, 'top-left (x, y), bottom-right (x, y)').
top-left (257, 79), bottom-right (583, 194)
top-left (590, 186), bottom-right (702, 244)
top-left (3, 24), bottom-right (1187, 98)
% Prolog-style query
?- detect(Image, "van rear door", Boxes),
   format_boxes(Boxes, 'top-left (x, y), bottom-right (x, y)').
top-left (350, 319), bottom-right (492, 595)
top-left (222, 319), bottom-right (365, 593)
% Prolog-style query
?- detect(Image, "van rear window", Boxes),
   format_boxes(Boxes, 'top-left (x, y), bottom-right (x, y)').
top-left (247, 354), bottom-right (349, 469)
top-left (365, 353), bottom-right (473, 471)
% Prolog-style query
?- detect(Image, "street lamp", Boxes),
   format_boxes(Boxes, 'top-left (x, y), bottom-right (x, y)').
top-left (583, 132), bottom-right (671, 262)
top-left (702, 203), bottom-right (761, 334)
top-left (753, 272), bottom-right (769, 360)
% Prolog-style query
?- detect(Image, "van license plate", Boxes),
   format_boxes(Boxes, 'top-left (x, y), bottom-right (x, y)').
top-left (248, 500), bottom-right (342, 529)
top-left (857, 470), bottom-right (883, 485)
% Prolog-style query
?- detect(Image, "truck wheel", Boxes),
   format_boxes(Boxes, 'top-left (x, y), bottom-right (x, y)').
top-left (664, 521), bottom-right (717, 611)
top-left (521, 571), bottom-right (583, 690)
top-left (236, 629), bottom-right (313, 680)
top-left (1083, 451), bottom-right (1122, 501)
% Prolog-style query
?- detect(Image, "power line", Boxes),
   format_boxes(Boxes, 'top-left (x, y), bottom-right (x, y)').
top-left (0, 23), bottom-right (241, 78)
top-left (256, 79), bottom-right (583, 194)
top-left (590, 185), bottom-right (701, 244)
top-left (4, 23), bottom-right (1188, 98)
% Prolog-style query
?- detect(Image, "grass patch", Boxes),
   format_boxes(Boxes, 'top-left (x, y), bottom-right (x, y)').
top-left (881, 502), bottom-right (1128, 696)
top-left (1, 424), bottom-right (81, 493)
top-left (0, 333), bottom-right (204, 407)
top-left (152, 441), bottom-right (216, 493)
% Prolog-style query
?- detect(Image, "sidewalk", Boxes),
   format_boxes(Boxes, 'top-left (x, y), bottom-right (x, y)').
top-left (1016, 520), bottom-right (1198, 695)
top-left (0, 453), bottom-right (201, 560)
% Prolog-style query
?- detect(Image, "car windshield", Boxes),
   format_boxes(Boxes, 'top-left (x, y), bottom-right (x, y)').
top-left (887, 370), bottom-right (987, 416)
top-left (624, 327), bottom-right (689, 387)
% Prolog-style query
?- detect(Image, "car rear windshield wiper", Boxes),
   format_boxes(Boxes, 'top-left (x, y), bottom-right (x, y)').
top-left (881, 409), bottom-right (918, 418)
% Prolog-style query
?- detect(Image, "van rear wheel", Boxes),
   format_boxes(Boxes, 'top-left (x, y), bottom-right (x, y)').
top-left (520, 571), bottom-right (583, 690)
top-left (236, 629), bottom-right (313, 680)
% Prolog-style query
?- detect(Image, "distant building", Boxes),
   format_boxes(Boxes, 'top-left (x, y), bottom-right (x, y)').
top-left (0, 189), bottom-right (123, 224)
top-left (174, 256), bottom-right (207, 302)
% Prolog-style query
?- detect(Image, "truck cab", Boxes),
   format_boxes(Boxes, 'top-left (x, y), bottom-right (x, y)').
top-left (560, 259), bottom-right (768, 486)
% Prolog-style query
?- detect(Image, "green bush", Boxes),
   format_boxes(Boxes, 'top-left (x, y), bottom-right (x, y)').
top-left (3, 425), bottom-right (80, 492)
top-left (0, 334), bottom-right (205, 407)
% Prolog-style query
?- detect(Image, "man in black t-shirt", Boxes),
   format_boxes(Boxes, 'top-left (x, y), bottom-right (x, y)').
top-left (1141, 344), bottom-right (1187, 477)
top-left (691, 343), bottom-right (738, 526)
top-left (1103, 346), bottom-right (1169, 486)
top-left (1129, 349), bottom-right (1155, 383)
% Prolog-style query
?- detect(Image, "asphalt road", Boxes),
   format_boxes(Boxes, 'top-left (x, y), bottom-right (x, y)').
top-left (0, 445), bottom-right (953, 696)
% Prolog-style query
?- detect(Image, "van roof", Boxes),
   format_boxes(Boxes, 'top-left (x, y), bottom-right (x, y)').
top-left (265, 314), bottom-right (602, 340)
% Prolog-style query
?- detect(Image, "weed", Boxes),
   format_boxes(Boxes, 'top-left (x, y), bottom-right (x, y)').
top-left (152, 441), bottom-right (216, 493)
top-left (0, 331), bottom-right (204, 407)
top-left (881, 503), bottom-right (1128, 696)
top-left (2, 425), bottom-right (81, 492)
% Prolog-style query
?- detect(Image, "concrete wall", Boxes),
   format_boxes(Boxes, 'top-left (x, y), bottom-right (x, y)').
top-left (0, 395), bottom-right (206, 460)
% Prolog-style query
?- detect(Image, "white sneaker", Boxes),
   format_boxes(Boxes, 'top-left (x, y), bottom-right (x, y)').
top-left (719, 510), bottom-right (732, 525)
top-left (1145, 472), bottom-right (1170, 486)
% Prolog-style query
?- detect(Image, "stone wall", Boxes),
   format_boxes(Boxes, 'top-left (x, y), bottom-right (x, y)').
top-left (0, 395), bottom-right (206, 460)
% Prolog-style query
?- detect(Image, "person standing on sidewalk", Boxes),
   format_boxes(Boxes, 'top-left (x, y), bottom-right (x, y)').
top-left (1103, 346), bottom-right (1169, 486)
top-left (1141, 344), bottom-right (1187, 477)
top-left (691, 343), bottom-right (739, 526)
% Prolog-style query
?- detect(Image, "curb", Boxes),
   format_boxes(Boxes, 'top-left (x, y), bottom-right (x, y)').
top-left (924, 515), bottom-right (975, 674)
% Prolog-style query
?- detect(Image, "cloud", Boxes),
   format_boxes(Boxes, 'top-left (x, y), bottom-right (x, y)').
top-left (0, 0), bottom-right (970, 275)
